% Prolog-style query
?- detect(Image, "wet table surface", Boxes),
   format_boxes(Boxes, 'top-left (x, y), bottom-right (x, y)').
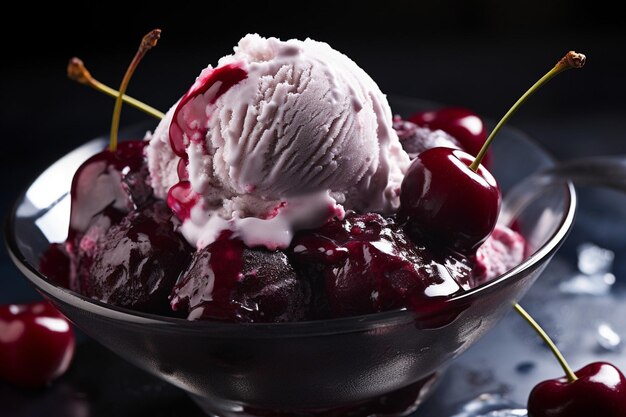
top-left (2, 37), bottom-right (626, 416)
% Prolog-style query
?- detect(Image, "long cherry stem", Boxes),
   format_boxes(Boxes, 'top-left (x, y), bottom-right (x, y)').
top-left (470, 51), bottom-right (586, 171)
top-left (109, 29), bottom-right (161, 152)
top-left (67, 58), bottom-right (164, 119)
top-left (514, 303), bottom-right (578, 382)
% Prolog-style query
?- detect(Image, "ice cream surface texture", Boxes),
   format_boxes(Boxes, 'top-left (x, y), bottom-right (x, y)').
top-left (147, 34), bottom-right (410, 250)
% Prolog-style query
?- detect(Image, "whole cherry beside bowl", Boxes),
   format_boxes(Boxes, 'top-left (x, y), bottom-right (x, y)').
top-left (513, 305), bottom-right (626, 417)
top-left (0, 301), bottom-right (75, 388)
top-left (528, 362), bottom-right (626, 417)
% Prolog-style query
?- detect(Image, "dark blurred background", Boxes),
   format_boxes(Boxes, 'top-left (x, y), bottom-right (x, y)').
top-left (1, 2), bottom-right (626, 416)
top-left (2, 2), bottom-right (625, 206)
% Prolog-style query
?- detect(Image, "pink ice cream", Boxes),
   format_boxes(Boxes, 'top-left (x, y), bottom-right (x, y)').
top-left (147, 34), bottom-right (410, 250)
top-left (475, 225), bottom-right (527, 281)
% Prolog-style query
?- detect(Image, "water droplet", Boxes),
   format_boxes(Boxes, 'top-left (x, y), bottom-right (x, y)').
top-left (515, 361), bottom-right (535, 374)
top-left (577, 243), bottom-right (614, 275)
top-left (451, 393), bottom-right (527, 417)
top-left (597, 322), bottom-right (622, 352)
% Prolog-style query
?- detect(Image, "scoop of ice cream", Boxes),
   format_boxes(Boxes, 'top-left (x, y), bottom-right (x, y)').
top-left (145, 105), bottom-right (178, 199)
top-left (147, 34), bottom-right (410, 250)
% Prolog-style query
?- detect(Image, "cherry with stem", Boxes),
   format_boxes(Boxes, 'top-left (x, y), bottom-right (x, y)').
top-left (400, 51), bottom-right (585, 253)
top-left (518, 304), bottom-right (626, 417)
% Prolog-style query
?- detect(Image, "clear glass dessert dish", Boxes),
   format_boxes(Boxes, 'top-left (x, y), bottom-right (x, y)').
top-left (5, 100), bottom-right (576, 417)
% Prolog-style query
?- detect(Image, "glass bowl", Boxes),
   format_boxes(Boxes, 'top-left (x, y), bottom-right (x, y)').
top-left (4, 103), bottom-right (575, 417)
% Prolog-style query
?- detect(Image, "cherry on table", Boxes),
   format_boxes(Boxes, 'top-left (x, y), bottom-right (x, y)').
top-left (0, 301), bottom-right (75, 388)
top-left (512, 302), bottom-right (622, 417)
top-left (528, 361), bottom-right (626, 417)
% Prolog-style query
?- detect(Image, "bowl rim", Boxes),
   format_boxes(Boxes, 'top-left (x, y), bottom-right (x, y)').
top-left (4, 124), bottom-right (576, 338)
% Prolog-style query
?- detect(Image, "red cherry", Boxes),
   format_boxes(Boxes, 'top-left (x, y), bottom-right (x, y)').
top-left (528, 362), bottom-right (626, 417)
top-left (0, 301), bottom-right (75, 388)
top-left (402, 52), bottom-right (586, 255)
top-left (399, 147), bottom-right (501, 253)
top-left (409, 107), bottom-right (490, 165)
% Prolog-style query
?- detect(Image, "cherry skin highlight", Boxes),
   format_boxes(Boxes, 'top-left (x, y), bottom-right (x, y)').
top-left (0, 301), bottom-right (75, 388)
top-left (528, 362), bottom-right (626, 417)
top-left (399, 147), bottom-right (500, 254)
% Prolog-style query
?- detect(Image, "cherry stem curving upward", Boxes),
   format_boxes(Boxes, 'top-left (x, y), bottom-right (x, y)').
top-left (514, 303), bottom-right (578, 383)
top-left (109, 29), bottom-right (161, 152)
top-left (470, 51), bottom-right (586, 171)
top-left (67, 58), bottom-right (164, 119)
